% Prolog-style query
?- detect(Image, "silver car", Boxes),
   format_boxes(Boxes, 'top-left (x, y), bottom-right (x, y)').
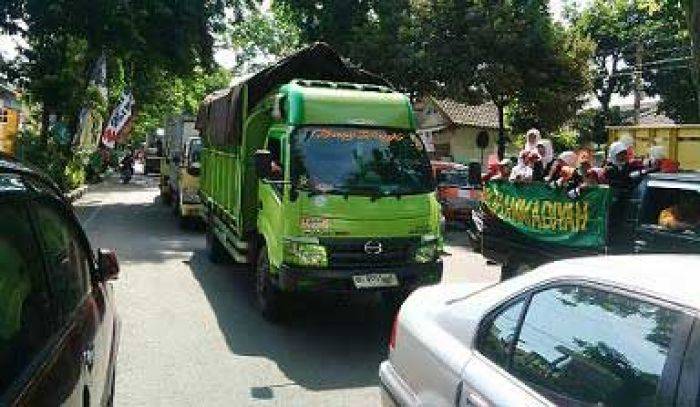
top-left (379, 255), bottom-right (700, 406)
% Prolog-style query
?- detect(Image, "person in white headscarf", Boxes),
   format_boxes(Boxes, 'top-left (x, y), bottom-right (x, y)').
top-left (509, 150), bottom-right (536, 183)
top-left (523, 128), bottom-right (541, 153)
top-left (604, 141), bottom-right (638, 189)
top-left (532, 139), bottom-right (554, 181)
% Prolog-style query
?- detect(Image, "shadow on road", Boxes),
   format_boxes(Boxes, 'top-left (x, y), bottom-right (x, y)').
top-left (187, 249), bottom-right (394, 393)
top-left (75, 200), bottom-right (202, 265)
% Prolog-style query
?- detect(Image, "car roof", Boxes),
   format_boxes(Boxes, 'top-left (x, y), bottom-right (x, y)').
top-left (0, 154), bottom-right (64, 197)
top-left (648, 172), bottom-right (700, 183)
top-left (534, 255), bottom-right (700, 310)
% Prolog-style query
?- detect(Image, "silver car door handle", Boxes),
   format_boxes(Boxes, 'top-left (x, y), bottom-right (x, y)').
top-left (466, 392), bottom-right (489, 407)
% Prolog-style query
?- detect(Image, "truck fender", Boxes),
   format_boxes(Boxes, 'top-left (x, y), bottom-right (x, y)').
top-left (256, 217), bottom-right (282, 269)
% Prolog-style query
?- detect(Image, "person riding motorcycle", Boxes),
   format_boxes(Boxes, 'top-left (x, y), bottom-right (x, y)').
top-left (120, 150), bottom-right (134, 182)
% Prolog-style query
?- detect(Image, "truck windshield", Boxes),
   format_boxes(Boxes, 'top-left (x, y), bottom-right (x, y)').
top-left (438, 170), bottom-right (469, 187)
top-left (291, 126), bottom-right (434, 196)
top-left (189, 139), bottom-right (202, 164)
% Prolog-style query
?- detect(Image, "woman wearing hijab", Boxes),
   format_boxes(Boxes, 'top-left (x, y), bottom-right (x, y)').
top-left (532, 139), bottom-right (554, 181)
top-left (523, 128), bottom-right (541, 153)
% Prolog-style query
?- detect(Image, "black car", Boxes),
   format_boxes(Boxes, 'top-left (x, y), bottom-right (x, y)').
top-left (0, 156), bottom-right (120, 406)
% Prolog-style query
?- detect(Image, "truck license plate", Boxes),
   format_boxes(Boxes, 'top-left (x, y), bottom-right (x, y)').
top-left (353, 273), bottom-right (399, 288)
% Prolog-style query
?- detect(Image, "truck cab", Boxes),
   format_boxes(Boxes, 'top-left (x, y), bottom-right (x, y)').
top-left (171, 136), bottom-right (203, 222)
top-left (201, 79), bottom-right (443, 320)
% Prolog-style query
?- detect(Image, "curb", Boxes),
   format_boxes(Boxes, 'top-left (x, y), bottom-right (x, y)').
top-left (65, 185), bottom-right (89, 203)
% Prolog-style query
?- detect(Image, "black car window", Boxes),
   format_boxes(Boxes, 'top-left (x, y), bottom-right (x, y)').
top-left (0, 200), bottom-right (53, 394)
top-left (641, 187), bottom-right (700, 235)
top-left (32, 199), bottom-right (90, 324)
top-left (511, 285), bottom-right (684, 406)
top-left (477, 299), bottom-right (526, 368)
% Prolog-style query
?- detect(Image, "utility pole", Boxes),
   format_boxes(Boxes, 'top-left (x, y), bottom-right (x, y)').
top-left (633, 42), bottom-right (643, 125)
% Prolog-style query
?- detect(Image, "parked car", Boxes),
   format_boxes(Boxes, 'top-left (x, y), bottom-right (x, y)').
top-left (379, 255), bottom-right (700, 406)
top-left (0, 155), bottom-right (120, 406)
top-left (431, 161), bottom-right (483, 224)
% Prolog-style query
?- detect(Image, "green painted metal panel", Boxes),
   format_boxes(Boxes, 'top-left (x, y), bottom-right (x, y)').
top-left (284, 83), bottom-right (414, 130)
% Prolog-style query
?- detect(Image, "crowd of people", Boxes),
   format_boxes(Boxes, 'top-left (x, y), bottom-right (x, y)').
top-left (483, 128), bottom-right (679, 199)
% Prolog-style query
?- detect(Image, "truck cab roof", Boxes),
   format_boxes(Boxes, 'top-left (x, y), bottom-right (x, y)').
top-left (645, 172), bottom-right (700, 191)
top-left (281, 80), bottom-right (415, 130)
top-left (648, 172), bottom-right (700, 183)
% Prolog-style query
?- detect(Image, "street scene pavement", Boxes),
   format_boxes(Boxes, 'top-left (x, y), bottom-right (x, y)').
top-left (73, 175), bottom-right (499, 406)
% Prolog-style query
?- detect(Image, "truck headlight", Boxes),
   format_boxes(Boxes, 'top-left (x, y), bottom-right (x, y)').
top-left (414, 236), bottom-right (439, 264)
top-left (284, 241), bottom-right (328, 268)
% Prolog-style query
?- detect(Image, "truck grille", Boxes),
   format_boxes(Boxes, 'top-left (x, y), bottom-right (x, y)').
top-left (320, 237), bottom-right (418, 269)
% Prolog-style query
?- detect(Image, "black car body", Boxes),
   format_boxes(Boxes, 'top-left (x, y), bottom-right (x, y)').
top-left (0, 156), bottom-right (120, 406)
top-left (472, 172), bottom-right (700, 279)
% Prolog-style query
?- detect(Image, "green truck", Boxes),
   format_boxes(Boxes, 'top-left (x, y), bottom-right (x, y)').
top-left (196, 44), bottom-right (443, 320)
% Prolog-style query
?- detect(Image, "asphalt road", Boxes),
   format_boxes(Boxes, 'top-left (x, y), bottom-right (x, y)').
top-left (73, 175), bottom-right (499, 407)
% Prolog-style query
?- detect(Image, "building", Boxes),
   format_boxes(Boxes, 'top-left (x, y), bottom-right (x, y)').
top-left (415, 97), bottom-right (501, 167)
top-left (0, 85), bottom-right (22, 155)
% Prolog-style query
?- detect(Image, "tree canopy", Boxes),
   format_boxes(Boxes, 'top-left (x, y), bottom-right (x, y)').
top-left (569, 0), bottom-right (697, 133)
top-left (1, 0), bottom-right (244, 140)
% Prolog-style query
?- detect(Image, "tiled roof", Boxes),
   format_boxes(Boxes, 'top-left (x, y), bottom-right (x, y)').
top-left (619, 101), bottom-right (676, 125)
top-left (432, 98), bottom-right (500, 129)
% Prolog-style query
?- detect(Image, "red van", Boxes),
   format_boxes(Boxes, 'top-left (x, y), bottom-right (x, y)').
top-left (0, 155), bottom-right (120, 406)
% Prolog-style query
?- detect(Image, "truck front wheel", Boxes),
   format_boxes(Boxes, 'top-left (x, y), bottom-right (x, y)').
top-left (256, 248), bottom-right (283, 322)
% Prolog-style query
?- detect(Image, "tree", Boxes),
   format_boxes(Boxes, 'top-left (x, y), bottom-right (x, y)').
top-left (130, 67), bottom-right (231, 143)
top-left (425, 0), bottom-right (591, 157)
top-left (570, 0), bottom-right (697, 126)
top-left (347, 0), bottom-right (433, 98)
top-left (1, 0), bottom-right (244, 139)
top-left (646, 0), bottom-right (699, 123)
top-left (228, 4), bottom-right (301, 73)
top-left (275, 0), bottom-right (431, 96)
top-left (686, 0), bottom-right (700, 118)
top-left (275, 0), bottom-right (372, 58)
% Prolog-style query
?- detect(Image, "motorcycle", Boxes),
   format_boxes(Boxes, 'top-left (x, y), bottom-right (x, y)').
top-left (120, 162), bottom-right (133, 184)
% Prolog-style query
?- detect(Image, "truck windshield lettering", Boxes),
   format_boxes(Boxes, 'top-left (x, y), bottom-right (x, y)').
top-left (292, 126), bottom-right (434, 197)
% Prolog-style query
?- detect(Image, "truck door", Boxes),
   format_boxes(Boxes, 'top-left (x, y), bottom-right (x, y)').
top-left (258, 135), bottom-right (286, 264)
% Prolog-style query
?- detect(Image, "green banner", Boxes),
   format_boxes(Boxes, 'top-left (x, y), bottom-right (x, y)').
top-left (484, 181), bottom-right (612, 248)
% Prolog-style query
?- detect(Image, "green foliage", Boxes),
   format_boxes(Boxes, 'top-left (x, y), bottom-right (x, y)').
top-left (229, 4), bottom-right (301, 73)
top-left (420, 0), bottom-right (592, 156)
top-left (15, 129), bottom-right (81, 191)
top-left (130, 67), bottom-right (232, 142)
top-left (571, 108), bottom-right (622, 145)
top-left (570, 0), bottom-right (697, 123)
top-left (549, 128), bottom-right (581, 152)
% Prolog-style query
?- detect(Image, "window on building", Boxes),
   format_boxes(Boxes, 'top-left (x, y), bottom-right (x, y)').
top-left (0, 108), bottom-right (8, 124)
top-left (434, 143), bottom-right (451, 160)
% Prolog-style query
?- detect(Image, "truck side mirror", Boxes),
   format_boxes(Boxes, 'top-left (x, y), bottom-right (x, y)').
top-left (254, 150), bottom-right (272, 179)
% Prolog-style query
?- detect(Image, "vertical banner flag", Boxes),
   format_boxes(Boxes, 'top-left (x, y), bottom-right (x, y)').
top-left (102, 92), bottom-right (135, 149)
